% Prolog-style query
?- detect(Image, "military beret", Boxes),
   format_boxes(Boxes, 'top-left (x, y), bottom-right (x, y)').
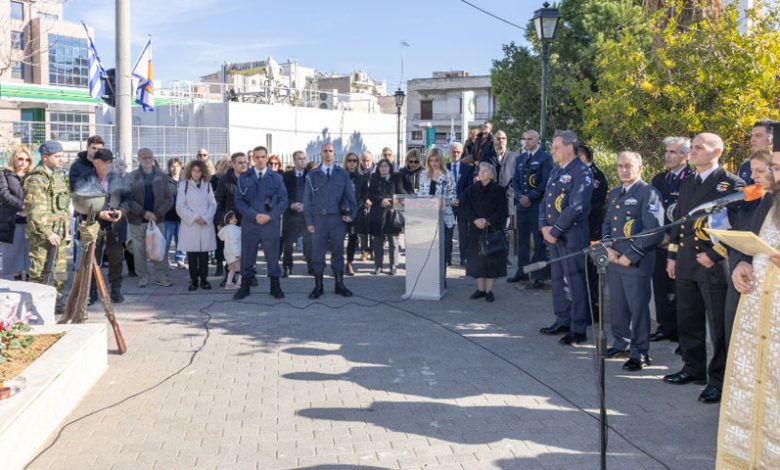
top-left (93, 148), bottom-right (114, 161)
top-left (39, 140), bottom-right (63, 155)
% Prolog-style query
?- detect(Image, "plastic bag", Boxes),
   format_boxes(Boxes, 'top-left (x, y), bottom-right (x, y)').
top-left (145, 221), bottom-right (166, 262)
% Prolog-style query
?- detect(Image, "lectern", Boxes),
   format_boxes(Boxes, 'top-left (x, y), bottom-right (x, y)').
top-left (396, 195), bottom-right (447, 300)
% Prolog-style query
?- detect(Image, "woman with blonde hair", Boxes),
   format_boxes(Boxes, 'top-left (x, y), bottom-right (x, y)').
top-left (417, 147), bottom-right (456, 265)
top-left (0, 147), bottom-right (33, 279)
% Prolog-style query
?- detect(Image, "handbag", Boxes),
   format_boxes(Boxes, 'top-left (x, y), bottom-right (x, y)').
top-left (389, 209), bottom-right (405, 231)
top-left (479, 227), bottom-right (508, 256)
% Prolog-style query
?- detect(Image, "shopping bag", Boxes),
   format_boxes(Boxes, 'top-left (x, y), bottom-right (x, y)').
top-left (145, 221), bottom-right (166, 262)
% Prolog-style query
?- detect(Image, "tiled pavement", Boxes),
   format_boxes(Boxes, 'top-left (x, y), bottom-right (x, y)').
top-left (25, 255), bottom-right (718, 470)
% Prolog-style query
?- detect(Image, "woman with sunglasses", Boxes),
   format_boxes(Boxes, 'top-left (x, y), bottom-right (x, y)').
top-left (0, 147), bottom-right (33, 280)
top-left (342, 152), bottom-right (365, 275)
top-left (399, 149), bottom-right (423, 194)
top-left (268, 154), bottom-right (283, 173)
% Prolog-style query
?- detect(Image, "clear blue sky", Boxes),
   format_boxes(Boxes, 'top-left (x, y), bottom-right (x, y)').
top-left (65, 0), bottom-right (537, 88)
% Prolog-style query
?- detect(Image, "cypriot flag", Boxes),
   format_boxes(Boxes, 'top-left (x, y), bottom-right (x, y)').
top-left (131, 37), bottom-right (154, 112)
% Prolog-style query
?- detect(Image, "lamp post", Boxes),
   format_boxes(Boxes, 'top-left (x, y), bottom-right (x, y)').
top-left (532, 2), bottom-right (560, 145)
top-left (394, 88), bottom-right (406, 161)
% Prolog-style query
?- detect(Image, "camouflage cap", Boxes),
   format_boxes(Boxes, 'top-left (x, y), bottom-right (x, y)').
top-left (39, 140), bottom-right (64, 155)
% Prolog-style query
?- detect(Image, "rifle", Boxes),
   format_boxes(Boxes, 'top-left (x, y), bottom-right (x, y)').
top-left (92, 258), bottom-right (127, 354)
top-left (41, 243), bottom-right (58, 286)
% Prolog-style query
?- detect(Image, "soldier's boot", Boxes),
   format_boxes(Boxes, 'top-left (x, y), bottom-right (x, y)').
top-left (110, 286), bottom-right (124, 304)
top-left (308, 275), bottom-right (324, 299)
top-left (334, 272), bottom-right (353, 297)
top-left (270, 277), bottom-right (285, 299)
top-left (233, 276), bottom-right (251, 300)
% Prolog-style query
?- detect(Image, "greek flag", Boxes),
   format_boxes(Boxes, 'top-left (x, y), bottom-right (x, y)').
top-left (131, 37), bottom-right (154, 112)
top-left (449, 117), bottom-right (456, 145)
top-left (81, 21), bottom-right (105, 100)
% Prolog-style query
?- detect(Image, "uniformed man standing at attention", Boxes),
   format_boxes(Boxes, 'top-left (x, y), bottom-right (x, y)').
top-left (649, 137), bottom-right (694, 344)
top-left (24, 141), bottom-right (70, 313)
top-left (304, 143), bottom-right (357, 299)
top-left (233, 146), bottom-right (289, 300)
top-left (602, 151), bottom-right (665, 371)
top-left (664, 132), bottom-right (744, 404)
top-left (539, 130), bottom-right (593, 345)
top-left (508, 129), bottom-right (553, 288)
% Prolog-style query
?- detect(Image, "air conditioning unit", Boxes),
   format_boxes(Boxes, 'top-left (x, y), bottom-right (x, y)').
top-left (318, 89), bottom-right (338, 110)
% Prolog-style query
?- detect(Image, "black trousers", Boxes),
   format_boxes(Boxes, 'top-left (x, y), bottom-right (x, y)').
top-left (373, 234), bottom-right (398, 269)
top-left (187, 251), bottom-right (209, 283)
top-left (282, 213), bottom-right (311, 270)
top-left (346, 222), bottom-right (359, 263)
top-left (444, 225), bottom-right (454, 265)
top-left (91, 226), bottom-right (124, 294)
top-left (723, 280), bottom-right (740, 349)
top-left (676, 270), bottom-right (728, 388)
top-left (456, 208), bottom-right (468, 263)
top-left (652, 249), bottom-right (677, 338)
top-left (215, 225), bottom-right (225, 267)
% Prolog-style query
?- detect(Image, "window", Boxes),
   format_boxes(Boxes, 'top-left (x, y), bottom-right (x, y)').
top-left (11, 61), bottom-right (24, 79)
top-left (411, 131), bottom-right (423, 141)
top-left (48, 34), bottom-right (89, 87)
top-left (420, 100), bottom-right (433, 120)
top-left (50, 112), bottom-right (89, 142)
top-left (11, 31), bottom-right (24, 50)
top-left (38, 12), bottom-right (59, 21)
top-left (10, 1), bottom-right (23, 21)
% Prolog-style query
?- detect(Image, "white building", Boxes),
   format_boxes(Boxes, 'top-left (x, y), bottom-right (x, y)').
top-left (406, 71), bottom-right (494, 150)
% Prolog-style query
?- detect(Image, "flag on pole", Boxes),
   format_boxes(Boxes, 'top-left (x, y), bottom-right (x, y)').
top-left (449, 117), bottom-right (457, 145)
top-left (131, 36), bottom-right (154, 112)
top-left (81, 21), bottom-right (105, 100)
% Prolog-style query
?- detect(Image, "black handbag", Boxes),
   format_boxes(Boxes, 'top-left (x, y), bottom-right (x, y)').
top-left (479, 227), bottom-right (508, 256)
top-left (389, 209), bottom-right (405, 231)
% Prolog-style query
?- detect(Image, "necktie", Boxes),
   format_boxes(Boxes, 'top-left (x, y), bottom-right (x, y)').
top-left (694, 175), bottom-right (703, 189)
top-left (257, 170), bottom-right (263, 181)
top-left (326, 168), bottom-right (331, 179)
top-left (620, 187), bottom-right (626, 197)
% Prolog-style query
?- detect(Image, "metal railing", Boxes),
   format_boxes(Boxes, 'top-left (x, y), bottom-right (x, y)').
top-left (0, 121), bottom-right (229, 167)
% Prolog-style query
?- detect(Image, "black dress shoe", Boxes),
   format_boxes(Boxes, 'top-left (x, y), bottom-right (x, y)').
top-left (663, 370), bottom-right (706, 385)
top-left (605, 347), bottom-right (629, 358)
top-left (188, 282), bottom-right (198, 291)
top-left (539, 324), bottom-right (570, 335)
top-left (249, 276), bottom-right (259, 287)
top-left (622, 355), bottom-right (650, 371)
top-left (507, 273), bottom-right (529, 284)
top-left (649, 331), bottom-right (677, 342)
top-left (559, 333), bottom-right (587, 345)
top-left (698, 385), bottom-right (722, 404)
top-left (110, 290), bottom-right (124, 304)
top-left (485, 291), bottom-right (495, 302)
top-left (529, 280), bottom-right (545, 289)
top-left (201, 280), bottom-right (212, 290)
top-left (469, 290), bottom-right (486, 299)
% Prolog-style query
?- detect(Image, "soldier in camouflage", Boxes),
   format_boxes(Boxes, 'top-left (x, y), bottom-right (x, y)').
top-left (24, 141), bottom-right (70, 312)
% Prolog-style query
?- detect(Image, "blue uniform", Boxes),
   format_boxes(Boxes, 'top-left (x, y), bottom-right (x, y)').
top-left (737, 160), bottom-right (753, 185)
top-left (512, 148), bottom-right (553, 278)
top-left (539, 158), bottom-right (593, 335)
top-left (602, 180), bottom-right (664, 359)
top-left (304, 165), bottom-right (357, 276)
top-left (234, 168), bottom-right (289, 279)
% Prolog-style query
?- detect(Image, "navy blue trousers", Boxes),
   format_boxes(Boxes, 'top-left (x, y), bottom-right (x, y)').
top-left (311, 214), bottom-right (346, 276)
top-left (549, 243), bottom-right (589, 335)
top-left (241, 221), bottom-right (281, 278)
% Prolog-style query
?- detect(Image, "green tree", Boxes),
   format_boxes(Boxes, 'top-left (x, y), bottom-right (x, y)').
top-left (585, 1), bottom-right (780, 173)
top-left (491, 0), bottom-right (645, 146)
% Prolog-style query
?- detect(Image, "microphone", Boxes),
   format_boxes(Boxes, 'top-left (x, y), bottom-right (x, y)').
top-left (687, 184), bottom-right (764, 216)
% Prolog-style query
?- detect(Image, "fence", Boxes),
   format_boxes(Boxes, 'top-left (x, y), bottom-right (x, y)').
top-left (0, 121), bottom-right (229, 168)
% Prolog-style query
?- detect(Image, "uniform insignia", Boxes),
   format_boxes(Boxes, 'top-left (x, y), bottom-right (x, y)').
top-left (554, 194), bottom-right (564, 213)
top-left (666, 203), bottom-right (677, 223)
top-left (716, 181), bottom-right (730, 193)
top-left (593, 180), bottom-right (600, 189)
top-left (623, 219), bottom-right (635, 237)
top-left (694, 217), bottom-right (709, 241)
top-left (649, 202), bottom-right (659, 212)
top-left (585, 175), bottom-right (592, 185)
top-left (624, 198), bottom-right (638, 206)
top-left (559, 175), bottom-right (572, 184)
top-left (531, 161), bottom-right (540, 167)
top-left (528, 174), bottom-right (537, 188)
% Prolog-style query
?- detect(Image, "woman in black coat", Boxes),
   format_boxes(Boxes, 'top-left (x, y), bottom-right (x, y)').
top-left (343, 153), bottom-right (363, 275)
top-left (367, 159), bottom-right (405, 275)
top-left (0, 147), bottom-right (33, 279)
top-left (462, 162), bottom-right (508, 302)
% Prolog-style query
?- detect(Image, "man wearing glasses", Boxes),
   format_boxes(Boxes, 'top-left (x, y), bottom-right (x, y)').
top-left (381, 147), bottom-right (398, 172)
top-left (281, 151), bottom-right (311, 277)
top-left (197, 148), bottom-right (209, 162)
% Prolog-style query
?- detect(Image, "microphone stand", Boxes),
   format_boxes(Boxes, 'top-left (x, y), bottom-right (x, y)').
top-left (523, 206), bottom-right (725, 470)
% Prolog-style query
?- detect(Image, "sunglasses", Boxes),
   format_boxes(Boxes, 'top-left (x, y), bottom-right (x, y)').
top-left (408, 160), bottom-right (419, 164)
top-left (198, 153), bottom-right (208, 157)
top-left (346, 159), bottom-right (358, 163)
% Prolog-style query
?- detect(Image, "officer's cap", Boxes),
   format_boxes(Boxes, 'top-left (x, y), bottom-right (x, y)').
top-left (93, 148), bottom-right (114, 161)
top-left (39, 140), bottom-right (63, 155)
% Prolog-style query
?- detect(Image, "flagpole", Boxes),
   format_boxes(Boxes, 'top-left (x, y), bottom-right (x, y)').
top-left (116, 0), bottom-right (132, 166)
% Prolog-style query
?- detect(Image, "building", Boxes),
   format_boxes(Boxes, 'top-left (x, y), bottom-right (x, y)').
top-left (406, 71), bottom-right (494, 150)
top-left (0, 0), bottom-right (97, 152)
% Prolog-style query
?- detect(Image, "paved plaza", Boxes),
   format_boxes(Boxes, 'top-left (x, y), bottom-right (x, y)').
top-left (26, 254), bottom-right (718, 470)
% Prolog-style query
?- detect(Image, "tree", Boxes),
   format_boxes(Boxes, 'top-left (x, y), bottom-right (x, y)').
top-left (585, 1), bottom-right (780, 173)
top-left (491, 0), bottom-right (645, 146)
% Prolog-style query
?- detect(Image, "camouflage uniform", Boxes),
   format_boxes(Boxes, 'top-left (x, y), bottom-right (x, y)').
top-left (24, 163), bottom-right (70, 293)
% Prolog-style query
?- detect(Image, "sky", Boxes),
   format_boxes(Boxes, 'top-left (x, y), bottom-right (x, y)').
top-left (64, 0), bottom-right (537, 89)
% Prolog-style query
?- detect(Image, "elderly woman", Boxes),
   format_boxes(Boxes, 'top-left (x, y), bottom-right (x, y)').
top-left (417, 147), bottom-right (456, 266)
top-left (462, 162), bottom-right (508, 302)
top-left (176, 160), bottom-right (217, 291)
top-left (0, 147), bottom-right (33, 280)
top-left (368, 158), bottom-right (405, 275)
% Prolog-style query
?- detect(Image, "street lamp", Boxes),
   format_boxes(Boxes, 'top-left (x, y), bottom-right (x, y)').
top-left (532, 1), bottom-right (560, 145)
top-left (394, 88), bottom-right (406, 161)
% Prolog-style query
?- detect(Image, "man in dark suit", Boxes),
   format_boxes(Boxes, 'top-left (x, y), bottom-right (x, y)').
top-left (281, 150), bottom-right (310, 277)
top-left (509, 129), bottom-right (553, 287)
top-left (472, 121), bottom-right (494, 163)
top-left (650, 137), bottom-right (695, 344)
top-left (539, 130), bottom-right (593, 345)
top-left (233, 146), bottom-right (289, 300)
top-left (447, 142), bottom-right (465, 266)
top-left (602, 151), bottom-right (665, 370)
top-left (453, 146), bottom-right (477, 266)
top-left (664, 132), bottom-right (745, 404)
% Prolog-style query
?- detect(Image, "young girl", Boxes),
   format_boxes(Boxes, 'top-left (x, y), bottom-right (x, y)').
top-left (218, 211), bottom-right (242, 289)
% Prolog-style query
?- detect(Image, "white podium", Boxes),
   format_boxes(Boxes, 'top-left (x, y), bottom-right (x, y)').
top-left (397, 195), bottom-right (447, 300)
